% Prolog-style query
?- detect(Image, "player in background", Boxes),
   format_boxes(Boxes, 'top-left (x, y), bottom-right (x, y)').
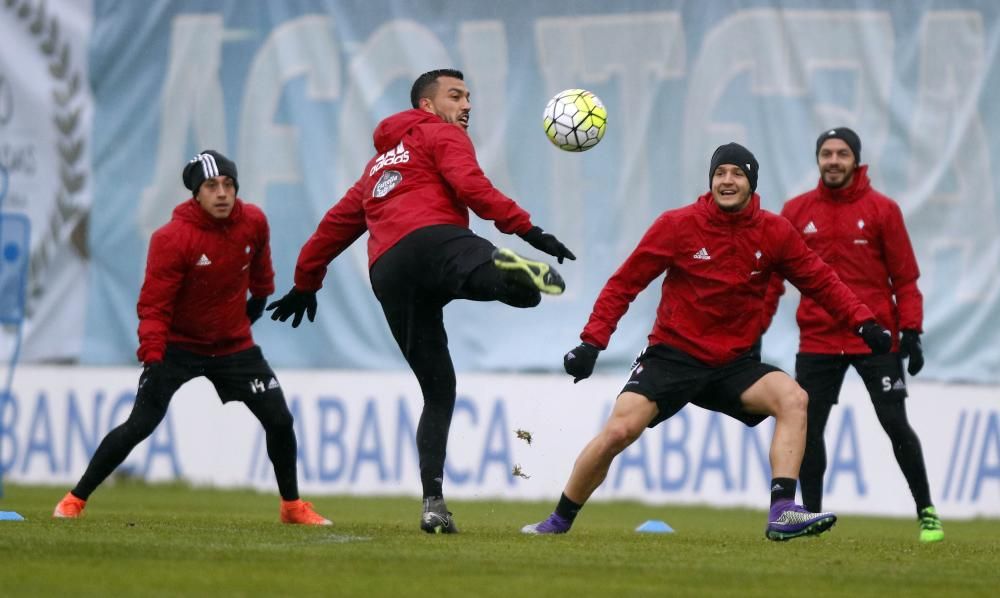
top-left (267, 69), bottom-right (575, 534)
top-left (54, 151), bottom-right (330, 526)
top-left (762, 128), bottom-right (943, 542)
top-left (522, 143), bottom-right (892, 541)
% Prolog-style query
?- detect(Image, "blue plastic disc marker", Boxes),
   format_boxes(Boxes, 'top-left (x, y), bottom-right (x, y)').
top-left (636, 519), bottom-right (674, 533)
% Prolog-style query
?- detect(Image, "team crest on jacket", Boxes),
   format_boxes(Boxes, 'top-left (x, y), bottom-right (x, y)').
top-left (373, 170), bottom-right (402, 198)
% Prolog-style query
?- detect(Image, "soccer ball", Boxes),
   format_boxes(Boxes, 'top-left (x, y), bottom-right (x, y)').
top-left (542, 89), bottom-right (607, 152)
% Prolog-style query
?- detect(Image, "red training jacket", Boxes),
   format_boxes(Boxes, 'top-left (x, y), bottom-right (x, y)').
top-left (293, 109), bottom-right (534, 290)
top-left (136, 199), bottom-right (275, 363)
top-left (762, 165), bottom-right (922, 354)
top-left (581, 193), bottom-right (875, 366)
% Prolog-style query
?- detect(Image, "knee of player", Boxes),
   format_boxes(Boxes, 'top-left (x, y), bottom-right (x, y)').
top-left (601, 420), bottom-right (643, 452)
top-left (263, 400), bottom-right (295, 430)
top-left (780, 384), bottom-right (809, 416)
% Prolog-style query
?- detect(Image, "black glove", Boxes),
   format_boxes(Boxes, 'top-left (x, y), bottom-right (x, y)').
top-left (266, 287), bottom-right (317, 328)
top-left (857, 320), bottom-right (891, 354)
top-left (519, 226), bottom-right (577, 264)
top-left (899, 329), bottom-right (924, 376)
top-left (246, 296), bottom-right (267, 324)
top-left (564, 342), bottom-right (601, 383)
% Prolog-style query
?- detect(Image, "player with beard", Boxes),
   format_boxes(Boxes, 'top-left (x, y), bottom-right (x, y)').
top-left (762, 128), bottom-right (943, 542)
top-left (267, 69), bottom-right (575, 534)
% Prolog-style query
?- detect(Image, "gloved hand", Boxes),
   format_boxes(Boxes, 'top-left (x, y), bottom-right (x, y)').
top-left (246, 296), bottom-right (267, 324)
top-left (519, 226), bottom-right (577, 264)
top-left (899, 329), bottom-right (924, 376)
top-left (857, 320), bottom-right (892, 354)
top-left (266, 287), bottom-right (317, 328)
top-left (564, 342), bottom-right (601, 383)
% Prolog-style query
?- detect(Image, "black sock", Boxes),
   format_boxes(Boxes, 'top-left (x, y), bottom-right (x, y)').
top-left (770, 478), bottom-right (797, 505)
top-left (555, 493), bottom-right (583, 522)
top-left (421, 474), bottom-right (444, 500)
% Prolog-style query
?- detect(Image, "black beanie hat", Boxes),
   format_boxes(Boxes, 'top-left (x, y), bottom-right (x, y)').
top-left (183, 150), bottom-right (239, 195)
top-left (709, 142), bottom-right (759, 192)
top-left (815, 127), bottom-right (861, 163)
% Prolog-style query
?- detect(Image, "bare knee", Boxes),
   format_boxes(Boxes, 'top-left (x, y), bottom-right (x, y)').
top-left (599, 418), bottom-right (644, 454)
top-left (776, 384), bottom-right (808, 418)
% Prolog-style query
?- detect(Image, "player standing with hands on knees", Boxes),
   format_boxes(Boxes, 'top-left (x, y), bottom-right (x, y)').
top-left (54, 151), bottom-right (330, 526)
top-left (267, 69), bottom-right (575, 534)
top-left (523, 142), bottom-right (892, 541)
top-left (763, 128), bottom-right (943, 543)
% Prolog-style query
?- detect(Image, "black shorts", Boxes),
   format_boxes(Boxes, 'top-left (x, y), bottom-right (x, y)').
top-left (369, 224), bottom-right (496, 301)
top-left (155, 345), bottom-right (283, 404)
top-left (622, 344), bottom-right (783, 428)
top-left (795, 352), bottom-right (908, 405)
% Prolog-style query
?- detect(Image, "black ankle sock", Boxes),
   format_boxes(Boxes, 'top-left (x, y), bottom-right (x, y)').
top-left (770, 478), bottom-right (797, 505)
top-left (421, 474), bottom-right (444, 499)
top-left (555, 493), bottom-right (583, 521)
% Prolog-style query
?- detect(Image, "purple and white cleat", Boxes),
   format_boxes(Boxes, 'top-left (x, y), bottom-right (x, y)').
top-left (521, 512), bottom-right (572, 535)
top-left (765, 500), bottom-right (837, 541)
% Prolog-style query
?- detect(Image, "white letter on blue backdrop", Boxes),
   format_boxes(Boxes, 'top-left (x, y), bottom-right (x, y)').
top-left (682, 9), bottom-right (893, 199)
top-left (139, 15), bottom-right (226, 237)
top-left (907, 12), bottom-right (997, 303)
top-left (336, 20), bottom-right (452, 276)
top-left (238, 15), bottom-right (342, 208)
top-left (535, 13), bottom-right (685, 260)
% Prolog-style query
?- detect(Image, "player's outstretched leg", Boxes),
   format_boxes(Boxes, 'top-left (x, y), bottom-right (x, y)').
top-left (280, 499), bottom-right (332, 526)
top-left (918, 506), bottom-right (944, 543)
top-left (52, 492), bottom-right (87, 519)
top-left (521, 512), bottom-right (572, 535)
top-left (765, 499), bottom-right (837, 541)
top-left (420, 497), bottom-right (459, 534)
top-left (492, 248), bottom-right (565, 295)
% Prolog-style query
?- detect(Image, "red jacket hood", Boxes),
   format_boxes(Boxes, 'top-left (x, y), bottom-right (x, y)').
top-left (695, 191), bottom-right (763, 227)
top-left (372, 109), bottom-right (444, 153)
top-left (815, 164), bottom-right (871, 204)
top-left (174, 197), bottom-right (245, 229)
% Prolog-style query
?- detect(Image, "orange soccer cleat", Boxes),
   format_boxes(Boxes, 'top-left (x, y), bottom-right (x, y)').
top-left (53, 492), bottom-right (87, 519)
top-left (280, 499), bottom-right (332, 526)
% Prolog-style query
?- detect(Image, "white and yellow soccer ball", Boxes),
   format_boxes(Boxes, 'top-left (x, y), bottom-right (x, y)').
top-left (542, 89), bottom-right (607, 152)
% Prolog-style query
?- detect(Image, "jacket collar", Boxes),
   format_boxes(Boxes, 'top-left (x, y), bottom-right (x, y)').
top-left (815, 164), bottom-right (871, 203)
top-left (696, 191), bottom-right (762, 227)
top-left (174, 197), bottom-right (244, 229)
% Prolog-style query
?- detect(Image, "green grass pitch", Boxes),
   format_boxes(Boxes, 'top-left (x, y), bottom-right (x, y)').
top-left (1, 483), bottom-right (998, 596)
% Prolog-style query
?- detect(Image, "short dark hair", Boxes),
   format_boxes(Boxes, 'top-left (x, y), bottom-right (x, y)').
top-left (410, 69), bottom-right (464, 108)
